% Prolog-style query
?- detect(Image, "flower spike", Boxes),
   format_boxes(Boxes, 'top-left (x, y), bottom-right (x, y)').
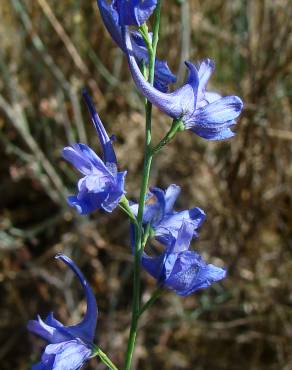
top-left (28, 254), bottom-right (98, 370)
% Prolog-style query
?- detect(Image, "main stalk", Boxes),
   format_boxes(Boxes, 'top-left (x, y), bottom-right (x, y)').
top-left (124, 2), bottom-right (162, 369)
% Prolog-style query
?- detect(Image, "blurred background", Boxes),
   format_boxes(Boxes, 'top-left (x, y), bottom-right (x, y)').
top-left (0, 0), bottom-right (291, 369)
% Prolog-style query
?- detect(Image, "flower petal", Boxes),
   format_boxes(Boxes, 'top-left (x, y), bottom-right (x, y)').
top-left (189, 95), bottom-right (244, 127)
top-left (165, 251), bottom-right (226, 296)
top-left (187, 263), bottom-right (227, 293)
top-left (153, 59), bottom-right (176, 92)
top-left (79, 172), bottom-right (112, 193)
top-left (164, 251), bottom-right (203, 295)
top-left (164, 184), bottom-right (181, 213)
top-left (31, 362), bottom-right (49, 370)
top-left (45, 313), bottom-right (63, 328)
top-left (130, 188), bottom-right (165, 224)
top-left (197, 58), bottom-right (215, 94)
top-left (115, 0), bottom-right (158, 26)
top-left (62, 144), bottom-right (108, 176)
top-left (45, 340), bottom-right (92, 370)
top-left (28, 316), bottom-right (56, 343)
top-left (101, 170), bottom-right (127, 212)
top-left (97, 0), bottom-right (125, 51)
top-left (191, 126), bottom-right (236, 141)
top-left (67, 190), bottom-right (107, 215)
top-left (141, 252), bottom-right (166, 280)
top-left (157, 207), bottom-right (206, 240)
top-left (148, 187), bottom-right (167, 225)
top-left (170, 221), bottom-right (194, 253)
top-left (205, 91), bottom-right (221, 104)
top-left (159, 222), bottom-right (194, 283)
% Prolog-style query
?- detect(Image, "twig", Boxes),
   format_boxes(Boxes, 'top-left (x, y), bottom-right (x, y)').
top-left (69, 79), bottom-right (88, 143)
top-left (37, 0), bottom-right (89, 75)
top-left (177, 0), bottom-right (190, 84)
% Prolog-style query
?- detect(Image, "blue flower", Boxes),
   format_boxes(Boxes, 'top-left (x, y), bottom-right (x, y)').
top-left (96, 0), bottom-right (176, 92)
top-left (123, 27), bottom-right (244, 140)
top-left (27, 254), bottom-right (98, 370)
top-left (113, 0), bottom-right (158, 27)
top-left (62, 90), bottom-right (126, 215)
top-left (141, 221), bottom-right (227, 296)
top-left (130, 184), bottom-right (205, 242)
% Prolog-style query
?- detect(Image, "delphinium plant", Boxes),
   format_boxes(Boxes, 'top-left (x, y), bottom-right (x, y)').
top-left (27, 1), bottom-right (243, 369)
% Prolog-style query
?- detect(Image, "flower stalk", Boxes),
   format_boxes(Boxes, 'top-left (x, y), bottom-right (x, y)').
top-left (139, 289), bottom-right (163, 318)
top-left (93, 346), bottom-right (119, 370)
top-left (124, 2), bottom-right (162, 370)
top-left (152, 118), bottom-right (185, 154)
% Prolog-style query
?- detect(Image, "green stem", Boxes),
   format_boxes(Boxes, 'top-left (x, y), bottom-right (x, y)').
top-left (141, 223), bottom-right (151, 249)
top-left (139, 289), bottom-right (162, 318)
top-left (152, 118), bottom-right (184, 155)
top-left (139, 24), bottom-right (153, 53)
top-left (92, 346), bottom-right (119, 370)
top-left (124, 2), bottom-right (162, 370)
top-left (123, 79), bottom-right (153, 370)
top-left (119, 195), bottom-right (138, 226)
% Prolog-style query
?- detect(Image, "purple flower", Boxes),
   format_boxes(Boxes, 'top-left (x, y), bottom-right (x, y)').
top-left (28, 254), bottom-right (98, 370)
top-left (130, 184), bottom-right (205, 242)
top-left (62, 90), bottom-right (126, 215)
top-left (141, 222), bottom-right (227, 296)
top-left (123, 27), bottom-right (244, 140)
top-left (96, 0), bottom-right (176, 92)
top-left (113, 0), bottom-right (158, 27)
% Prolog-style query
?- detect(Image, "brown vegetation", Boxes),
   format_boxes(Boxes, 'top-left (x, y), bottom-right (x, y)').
top-left (0, 1), bottom-right (291, 369)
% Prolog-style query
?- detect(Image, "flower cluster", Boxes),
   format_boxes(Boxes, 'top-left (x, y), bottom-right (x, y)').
top-left (28, 1), bottom-right (243, 369)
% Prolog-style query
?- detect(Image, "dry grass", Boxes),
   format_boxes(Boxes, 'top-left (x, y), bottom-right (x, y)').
top-left (0, 0), bottom-right (291, 369)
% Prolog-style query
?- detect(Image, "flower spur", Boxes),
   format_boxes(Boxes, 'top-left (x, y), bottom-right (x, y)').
top-left (27, 254), bottom-right (98, 370)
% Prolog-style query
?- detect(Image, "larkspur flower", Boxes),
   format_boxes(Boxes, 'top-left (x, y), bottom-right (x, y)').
top-left (123, 26), bottom-right (244, 140)
top-left (96, 0), bottom-right (176, 92)
top-left (27, 254), bottom-right (98, 370)
top-left (130, 184), bottom-right (205, 242)
top-left (141, 221), bottom-right (226, 296)
top-left (62, 90), bottom-right (126, 215)
top-left (113, 0), bottom-right (158, 27)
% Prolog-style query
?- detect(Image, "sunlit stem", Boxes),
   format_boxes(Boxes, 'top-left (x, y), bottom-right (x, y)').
top-left (152, 118), bottom-right (185, 155)
top-left (124, 2), bottom-right (162, 370)
top-left (139, 24), bottom-right (153, 53)
top-left (139, 289), bottom-right (163, 318)
top-left (142, 223), bottom-right (151, 249)
top-left (92, 346), bottom-right (119, 370)
top-left (119, 195), bottom-right (138, 226)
